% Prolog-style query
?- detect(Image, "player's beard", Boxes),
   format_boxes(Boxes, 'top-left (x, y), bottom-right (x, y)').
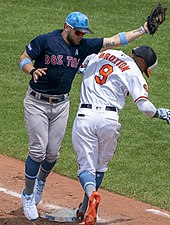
top-left (67, 33), bottom-right (81, 46)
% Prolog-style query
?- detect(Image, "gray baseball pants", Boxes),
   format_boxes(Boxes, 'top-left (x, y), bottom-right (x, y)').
top-left (24, 86), bottom-right (70, 163)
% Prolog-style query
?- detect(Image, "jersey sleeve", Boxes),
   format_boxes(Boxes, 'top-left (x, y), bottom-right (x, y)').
top-left (26, 34), bottom-right (47, 60)
top-left (127, 71), bottom-right (148, 103)
top-left (82, 54), bottom-right (96, 67)
top-left (136, 99), bottom-right (156, 117)
top-left (78, 54), bottom-right (97, 74)
top-left (82, 38), bottom-right (103, 55)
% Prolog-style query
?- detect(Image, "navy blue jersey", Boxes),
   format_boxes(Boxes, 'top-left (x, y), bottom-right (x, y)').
top-left (26, 30), bottom-right (103, 95)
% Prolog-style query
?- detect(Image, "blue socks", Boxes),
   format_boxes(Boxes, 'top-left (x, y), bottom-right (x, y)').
top-left (25, 156), bottom-right (40, 179)
top-left (96, 172), bottom-right (104, 190)
top-left (79, 171), bottom-right (96, 190)
top-left (38, 159), bottom-right (57, 181)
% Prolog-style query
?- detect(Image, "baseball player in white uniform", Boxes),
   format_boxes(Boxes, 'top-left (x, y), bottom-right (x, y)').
top-left (72, 45), bottom-right (170, 225)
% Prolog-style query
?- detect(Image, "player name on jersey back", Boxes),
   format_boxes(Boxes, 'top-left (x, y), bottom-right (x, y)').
top-left (98, 52), bottom-right (130, 72)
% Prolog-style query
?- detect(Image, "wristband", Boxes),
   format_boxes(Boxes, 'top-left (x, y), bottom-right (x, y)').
top-left (30, 68), bottom-right (37, 75)
top-left (118, 32), bottom-right (128, 46)
top-left (140, 25), bottom-right (148, 34)
top-left (20, 58), bottom-right (32, 70)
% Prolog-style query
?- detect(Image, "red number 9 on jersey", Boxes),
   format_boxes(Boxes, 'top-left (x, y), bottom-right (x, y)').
top-left (95, 64), bottom-right (113, 85)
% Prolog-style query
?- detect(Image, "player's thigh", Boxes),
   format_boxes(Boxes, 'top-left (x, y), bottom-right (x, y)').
top-left (46, 99), bottom-right (70, 160)
top-left (97, 119), bottom-right (121, 171)
top-left (24, 98), bottom-right (49, 154)
top-left (72, 116), bottom-right (98, 174)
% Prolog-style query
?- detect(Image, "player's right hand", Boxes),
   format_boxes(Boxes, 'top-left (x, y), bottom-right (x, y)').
top-left (157, 108), bottom-right (170, 124)
top-left (33, 68), bottom-right (47, 83)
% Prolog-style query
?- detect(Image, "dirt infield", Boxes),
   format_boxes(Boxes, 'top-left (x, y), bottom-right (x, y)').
top-left (0, 154), bottom-right (170, 225)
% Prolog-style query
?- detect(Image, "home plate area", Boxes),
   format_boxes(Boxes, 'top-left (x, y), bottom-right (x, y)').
top-left (40, 207), bottom-right (107, 223)
top-left (40, 208), bottom-right (78, 222)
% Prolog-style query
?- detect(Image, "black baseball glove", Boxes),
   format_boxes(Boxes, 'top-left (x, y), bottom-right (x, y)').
top-left (147, 3), bottom-right (167, 35)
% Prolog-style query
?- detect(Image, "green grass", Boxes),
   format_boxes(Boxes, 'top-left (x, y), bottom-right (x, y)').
top-left (0, 0), bottom-right (170, 211)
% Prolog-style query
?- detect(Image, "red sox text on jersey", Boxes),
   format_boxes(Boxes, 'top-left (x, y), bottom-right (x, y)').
top-left (45, 54), bottom-right (80, 68)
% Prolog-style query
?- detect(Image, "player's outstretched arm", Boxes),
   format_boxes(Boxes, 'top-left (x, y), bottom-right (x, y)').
top-left (101, 3), bottom-right (167, 51)
top-left (101, 24), bottom-right (146, 51)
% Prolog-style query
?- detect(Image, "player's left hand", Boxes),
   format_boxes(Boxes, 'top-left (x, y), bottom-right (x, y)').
top-left (147, 3), bottom-right (167, 35)
top-left (157, 108), bottom-right (170, 124)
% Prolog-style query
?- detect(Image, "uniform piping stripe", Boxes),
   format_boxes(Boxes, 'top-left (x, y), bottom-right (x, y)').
top-left (84, 182), bottom-right (96, 190)
top-left (134, 96), bottom-right (148, 103)
top-left (40, 165), bottom-right (52, 173)
top-left (25, 173), bottom-right (37, 179)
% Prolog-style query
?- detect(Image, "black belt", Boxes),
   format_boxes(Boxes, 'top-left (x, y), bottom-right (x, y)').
top-left (30, 91), bottom-right (69, 104)
top-left (80, 104), bottom-right (117, 112)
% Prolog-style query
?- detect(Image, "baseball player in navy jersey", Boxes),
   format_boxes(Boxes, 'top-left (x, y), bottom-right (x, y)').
top-left (72, 46), bottom-right (170, 225)
top-left (19, 11), bottom-right (158, 221)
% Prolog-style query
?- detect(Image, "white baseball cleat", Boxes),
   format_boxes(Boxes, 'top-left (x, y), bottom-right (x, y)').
top-left (21, 190), bottom-right (39, 220)
top-left (34, 178), bottom-right (46, 205)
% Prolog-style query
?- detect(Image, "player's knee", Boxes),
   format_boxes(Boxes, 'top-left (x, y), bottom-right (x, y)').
top-left (29, 151), bottom-right (46, 162)
top-left (46, 151), bottom-right (59, 163)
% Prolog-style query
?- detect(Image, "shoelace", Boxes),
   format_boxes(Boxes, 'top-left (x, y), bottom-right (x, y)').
top-left (25, 195), bottom-right (35, 207)
top-left (36, 180), bottom-right (45, 194)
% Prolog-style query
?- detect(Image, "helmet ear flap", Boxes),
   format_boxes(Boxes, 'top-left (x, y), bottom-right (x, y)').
top-left (146, 59), bottom-right (158, 77)
top-left (146, 68), bottom-right (151, 77)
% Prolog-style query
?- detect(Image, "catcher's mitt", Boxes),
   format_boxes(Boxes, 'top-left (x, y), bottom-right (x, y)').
top-left (147, 3), bottom-right (167, 35)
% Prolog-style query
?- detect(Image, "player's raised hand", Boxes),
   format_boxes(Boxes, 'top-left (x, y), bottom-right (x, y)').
top-left (31, 68), bottom-right (47, 83)
top-left (141, 4), bottom-right (167, 35)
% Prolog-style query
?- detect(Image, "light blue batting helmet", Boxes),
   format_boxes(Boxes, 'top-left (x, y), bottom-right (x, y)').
top-left (65, 12), bottom-right (93, 34)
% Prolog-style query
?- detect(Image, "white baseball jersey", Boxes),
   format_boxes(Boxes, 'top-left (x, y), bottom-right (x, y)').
top-left (80, 49), bottom-right (148, 110)
top-left (72, 49), bottom-right (149, 176)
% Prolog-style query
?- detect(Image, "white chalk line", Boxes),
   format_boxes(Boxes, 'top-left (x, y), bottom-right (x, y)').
top-left (0, 187), bottom-right (170, 221)
top-left (146, 209), bottom-right (170, 219)
top-left (0, 187), bottom-right (60, 210)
